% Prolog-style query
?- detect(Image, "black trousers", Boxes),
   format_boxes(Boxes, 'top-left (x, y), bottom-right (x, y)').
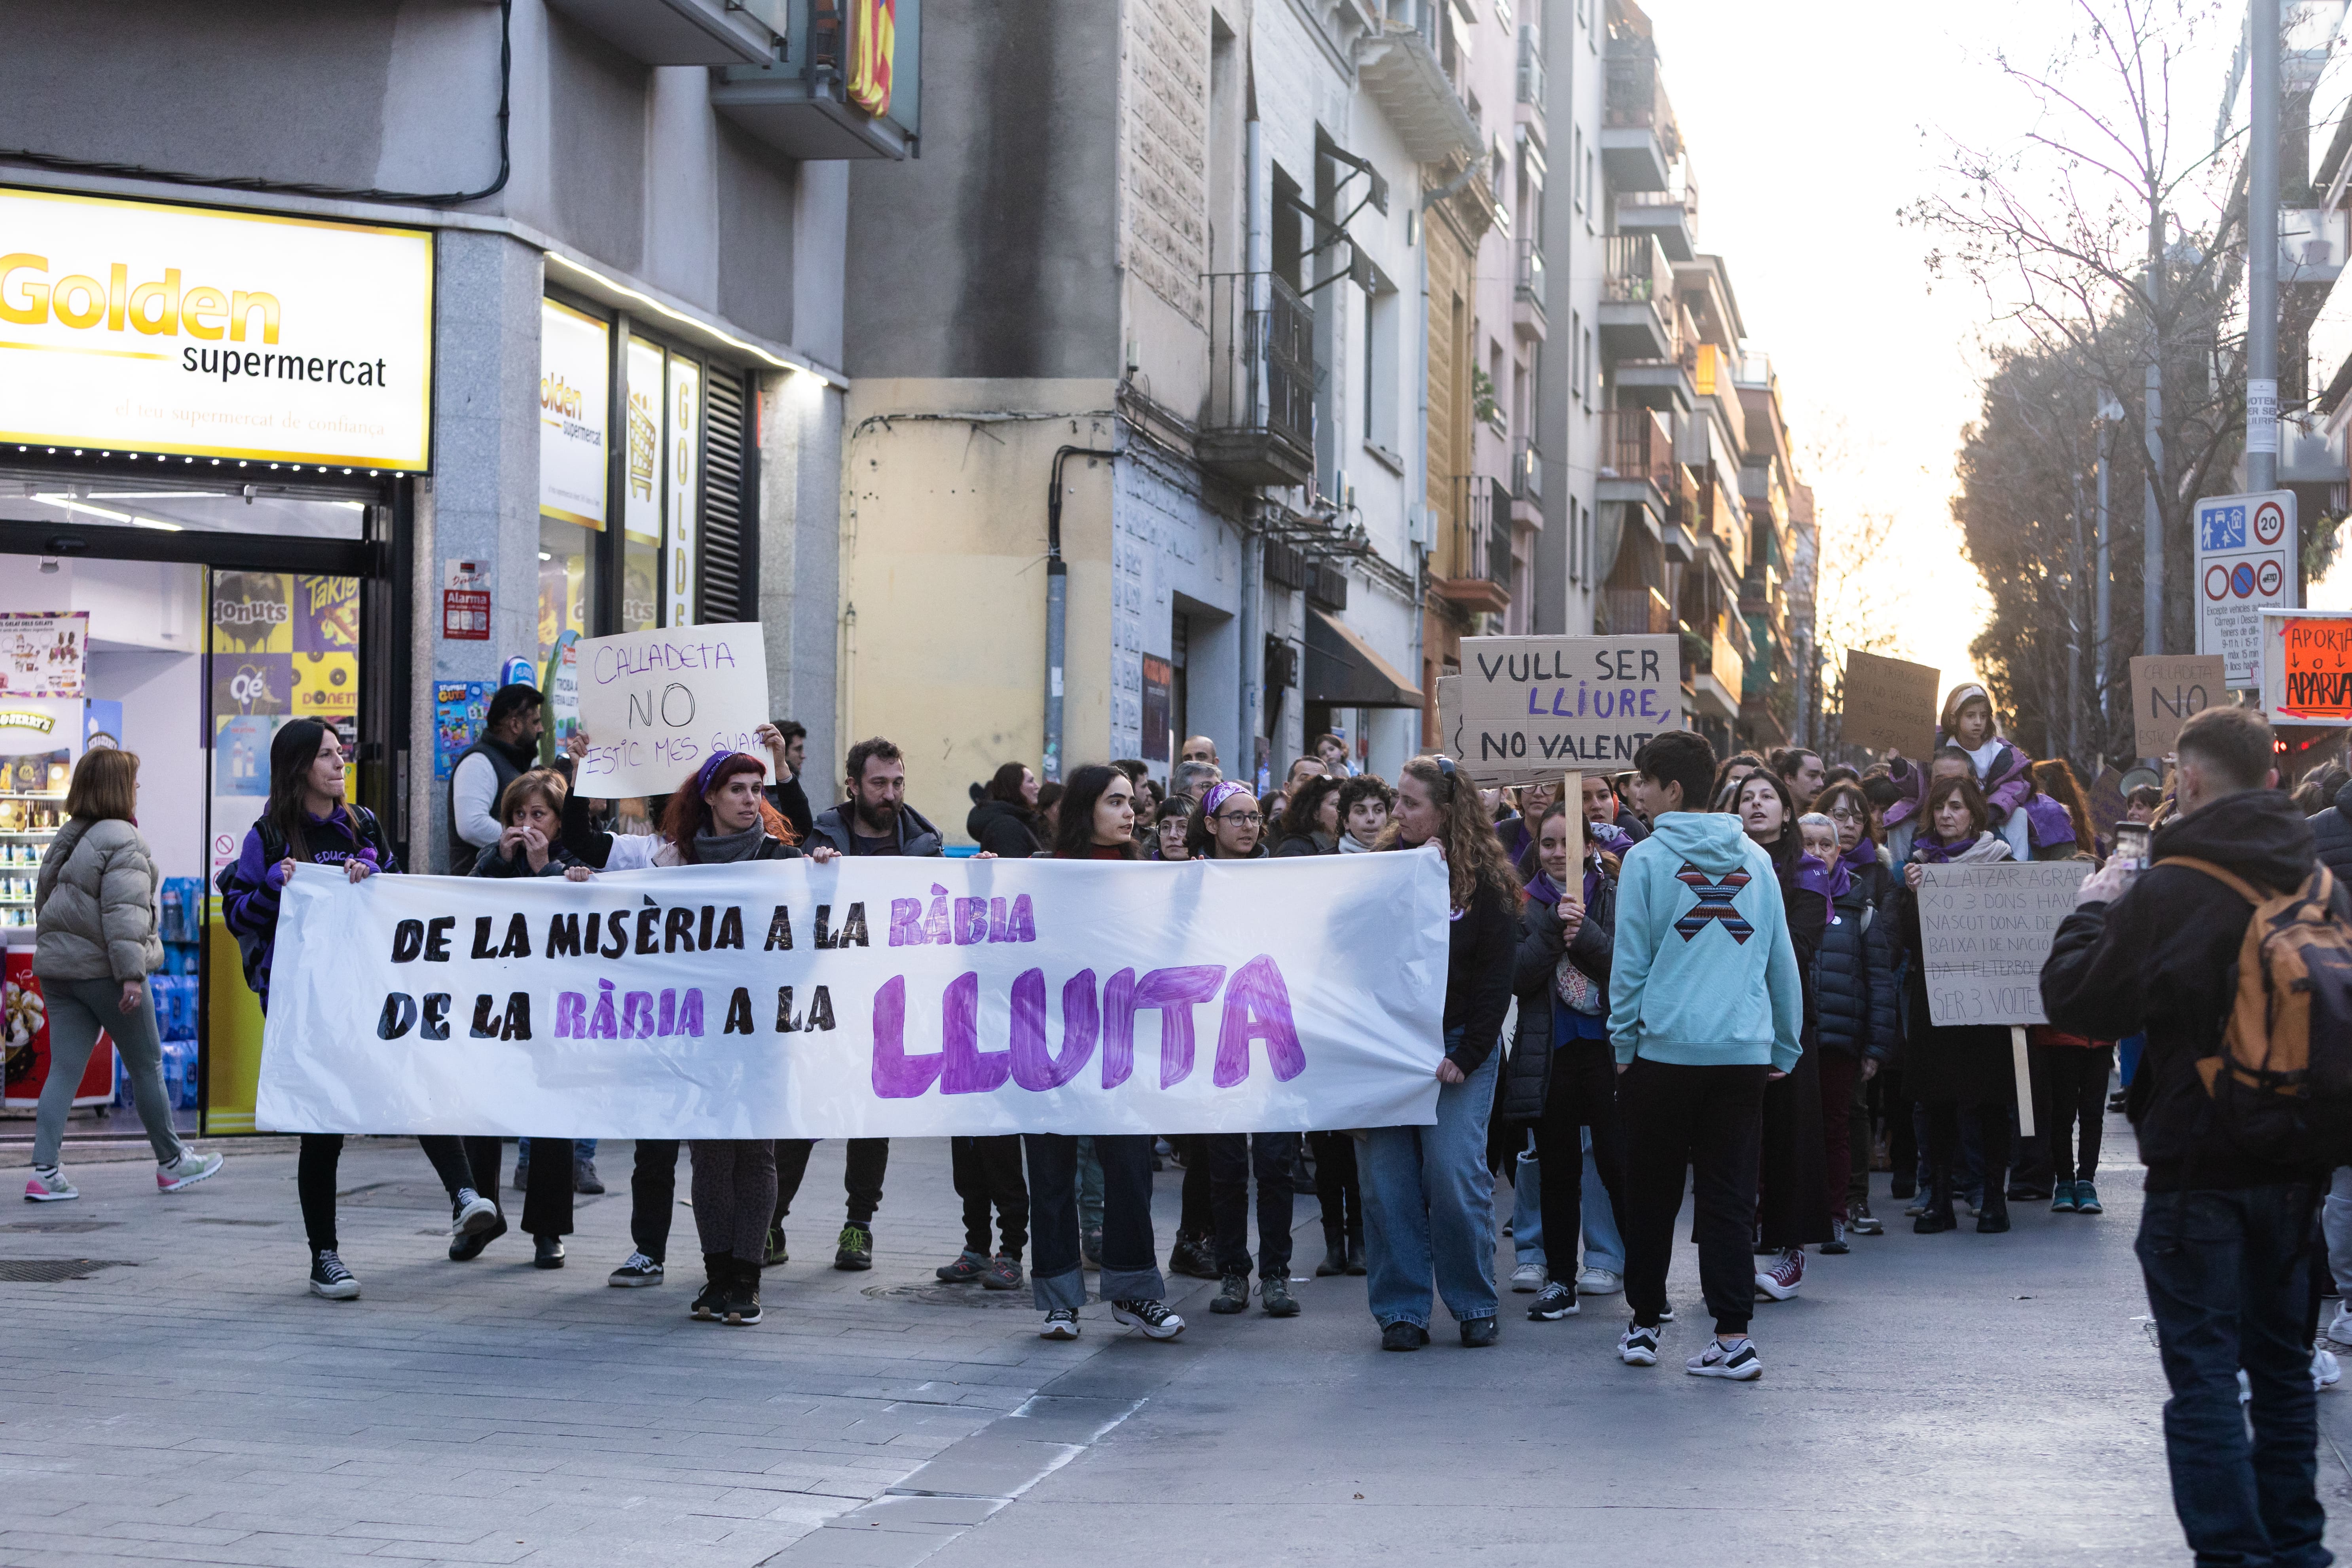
top-left (1309, 1130), bottom-right (1361, 1246)
top-left (774, 1138), bottom-right (888, 1227)
top-left (630, 1139), bottom-right (681, 1262)
top-left (951, 1134), bottom-right (1030, 1259)
top-left (518, 1136), bottom-right (576, 1237)
top-left (1208, 1131), bottom-right (1300, 1279)
top-left (1025, 1132), bottom-right (1163, 1309)
top-left (296, 1133), bottom-right (504, 1255)
top-left (2038, 1045), bottom-right (2114, 1185)
top-left (1620, 1058), bottom-right (1768, 1338)
top-left (1926, 1099), bottom-right (2013, 1193)
top-left (1177, 1134), bottom-right (1213, 1236)
top-left (1531, 1039), bottom-right (1628, 1277)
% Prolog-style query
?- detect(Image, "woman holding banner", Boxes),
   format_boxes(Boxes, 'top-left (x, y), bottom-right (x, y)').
top-left (1362, 756), bottom-right (1518, 1351)
top-left (1026, 764), bottom-right (1189, 1342)
top-left (1898, 774), bottom-right (2017, 1236)
top-left (218, 718), bottom-right (501, 1301)
top-left (639, 752), bottom-right (833, 1326)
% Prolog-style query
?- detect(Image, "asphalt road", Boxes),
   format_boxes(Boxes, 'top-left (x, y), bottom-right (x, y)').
top-left (2, 1125), bottom-right (2346, 1567)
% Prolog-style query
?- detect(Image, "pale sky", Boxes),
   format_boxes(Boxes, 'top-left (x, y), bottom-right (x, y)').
top-left (1648, 1), bottom-right (2251, 687)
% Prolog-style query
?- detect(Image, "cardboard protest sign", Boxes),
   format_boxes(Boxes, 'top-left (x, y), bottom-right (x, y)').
top-left (2129, 654), bottom-right (2225, 758)
top-left (254, 849), bottom-right (1452, 1139)
top-left (1840, 650), bottom-right (1939, 757)
top-left (573, 622), bottom-right (771, 798)
top-left (1452, 635), bottom-right (1681, 786)
top-left (1916, 861), bottom-right (2094, 1028)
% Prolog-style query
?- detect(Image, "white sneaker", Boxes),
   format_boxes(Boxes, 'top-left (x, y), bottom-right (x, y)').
top-left (1618, 1323), bottom-right (1660, 1366)
top-left (2326, 1302), bottom-right (2352, 1351)
top-left (1576, 1266), bottom-right (1623, 1295)
top-left (24, 1166), bottom-right (77, 1202)
top-left (1510, 1261), bottom-right (1546, 1292)
top-left (450, 1189), bottom-right (498, 1236)
top-left (156, 1150), bottom-right (224, 1193)
top-left (1687, 1336), bottom-right (1763, 1380)
top-left (2317, 1346), bottom-right (2343, 1392)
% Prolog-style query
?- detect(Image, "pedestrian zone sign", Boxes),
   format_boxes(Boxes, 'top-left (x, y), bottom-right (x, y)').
top-left (2195, 490), bottom-right (2297, 686)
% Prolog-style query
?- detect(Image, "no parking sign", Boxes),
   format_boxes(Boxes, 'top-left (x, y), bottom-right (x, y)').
top-left (2195, 489), bottom-right (2297, 686)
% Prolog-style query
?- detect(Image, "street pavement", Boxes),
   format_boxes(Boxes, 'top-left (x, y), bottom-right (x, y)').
top-left (2, 1125), bottom-right (2348, 1567)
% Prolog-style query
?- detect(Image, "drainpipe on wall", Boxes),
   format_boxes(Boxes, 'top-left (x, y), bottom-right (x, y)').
top-left (1045, 444), bottom-right (1117, 784)
top-left (1240, 110), bottom-right (1266, 783)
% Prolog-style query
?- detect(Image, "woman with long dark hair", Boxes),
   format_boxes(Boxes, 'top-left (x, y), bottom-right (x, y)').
top-left (1900, 773), bottom-right (2018, 1234)
top-left (968, 762), bottom-right (1044, 857)
top-left (1024, 763), bottom-right (1187, 1343)
top-left (1361, 755), bottom-right (1520, 1350)
top-left (217, 719), bottom-right (499, 1299)
top-left (1726, 770), bottom-right (1830, 1300)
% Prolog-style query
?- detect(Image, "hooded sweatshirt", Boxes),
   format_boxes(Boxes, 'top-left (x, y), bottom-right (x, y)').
top-left (1607, 811), bottom-right (1804, 1073)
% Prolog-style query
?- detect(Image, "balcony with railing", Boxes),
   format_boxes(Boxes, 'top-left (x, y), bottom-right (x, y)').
top-left (1512, 438), bottom-right (1543, 507)
top-left (1517, 25), bottom-right (1546, 121)
top-left (1514, 236), bottom-right (1547, 338)
top-left (1356, 0), bottom-right (1483, 164)
top-left (1680, 613), bottom-right (1745, 724)
top-left (1605, 584), bottom-right (1673, 637)
top-left (1616, 164), bottom-right (1698, 261)
top-left (1201, 271), bottom-right (1316, 488)
top-left (1599, 405), bottom-right (1672, 493)
top-left (1599, 234), bottom-right (1675, 363)
top-left (1600, 36), bottom-right (1679, 190)
top-left (1432, 475), bottom-right (1513, 616)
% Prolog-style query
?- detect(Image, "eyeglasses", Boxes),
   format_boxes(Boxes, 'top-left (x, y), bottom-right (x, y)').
top-left (1217, 811), bottom-right (1264, 827)
top-left (1826, 806), bottom-right (1868, 823)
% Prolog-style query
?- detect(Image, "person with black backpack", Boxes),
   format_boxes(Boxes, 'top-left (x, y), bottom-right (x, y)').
top-left (216, 719), bottom-right (502, 1300)
top-left (2042, 704), bottom-right (2342, 1568)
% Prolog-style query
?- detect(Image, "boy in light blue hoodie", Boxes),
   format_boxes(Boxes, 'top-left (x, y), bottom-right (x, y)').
top-left (1607, 730), bottom-right (1803, 1382)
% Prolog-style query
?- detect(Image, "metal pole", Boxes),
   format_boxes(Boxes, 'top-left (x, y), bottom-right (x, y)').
top-left (2143, 219), bottom-right (2166, 658)
top-left (1044, 445), bottom-right (1117, 785)
top-left (2095, 416), bottom-right (2112, 729)
top-left (2248, 0), bottom-right (2282, 493)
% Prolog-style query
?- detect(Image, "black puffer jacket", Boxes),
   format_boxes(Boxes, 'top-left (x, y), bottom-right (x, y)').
top-left (1499, 872), bottom-right (1618, 1124)
top-left (1811, 859), bottom-right (1899, 1060)
top-left (967, 798), bottom-right (1042, 858)
top-left (2311, 778), bottom-right (2352, 880)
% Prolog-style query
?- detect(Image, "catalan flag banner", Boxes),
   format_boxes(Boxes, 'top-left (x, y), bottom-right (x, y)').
top-left (848, 0), bottom-right (895, 116)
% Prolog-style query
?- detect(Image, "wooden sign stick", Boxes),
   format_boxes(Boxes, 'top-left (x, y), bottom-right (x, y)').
top-left (2011, 1026), bottom-right (2037, 1137)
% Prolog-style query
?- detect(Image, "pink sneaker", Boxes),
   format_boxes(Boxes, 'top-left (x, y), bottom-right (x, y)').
top-left (25, 1166), bottom-right (77, 1202)
top-left (1754, 1248), bottom-right (1804, 1301)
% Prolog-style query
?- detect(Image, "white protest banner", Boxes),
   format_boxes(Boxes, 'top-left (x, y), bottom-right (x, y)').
top-left (1453, 634), bottom-right (1682, 785)
top-left (573, 621), bottom-right (771, 798)
top-left (1916, 861), bottom-right (2094, 1028)
top-left (253, 850), bottom-right (1452, 1139)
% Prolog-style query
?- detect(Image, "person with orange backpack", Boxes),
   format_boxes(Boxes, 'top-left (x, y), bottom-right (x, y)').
top-left (2042, 705), bottom-right (2345, 1568)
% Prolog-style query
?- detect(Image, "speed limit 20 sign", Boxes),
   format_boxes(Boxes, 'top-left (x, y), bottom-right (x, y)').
top-left (2195, 490), bottom-right (2298, 686)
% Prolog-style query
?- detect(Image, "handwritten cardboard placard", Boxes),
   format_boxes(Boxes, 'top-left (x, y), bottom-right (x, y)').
top-left (1916, 861), bottom-right (2094, 1028)
top-left (1451, 635), bottom-right (1681, 787)
top-left (573, 622), bottom-right (771, 798)
top-left (1840, 650), bottom-right (1939, 757)
top-left (2129, 653), bottom-right (2225, 758)
top-left (2278, 616), bottom-right (2352, 720)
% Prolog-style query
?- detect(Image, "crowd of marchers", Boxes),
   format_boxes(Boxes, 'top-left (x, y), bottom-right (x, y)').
top-left (18, 676), bottom-right (2349, 1567)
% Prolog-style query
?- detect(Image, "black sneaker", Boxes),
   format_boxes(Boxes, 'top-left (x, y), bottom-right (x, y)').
top-left (1111, 1298), bottom-right (1186, 1340)
top-left (1618, 1323), bottom-right (1660, 1366)
top-left (1039, 1308), bottom-right (1081, 1340)
top-left (1822, 1219), bottom-right (1850, 1255)
top-left (608, 1251), bottom-right (664, 1287)
top-left (1210, 1272), bottom-right (1250, 1314)
top-left (1380, 1320), bottom-right (1429, 1351)
top-left (1261, 1274), bottom-right (1300, 1317)
top-left (763, 1224), bottom-right (789, 1268)
top-left (936, 1249), bottom-right (988, 1284)
top-left (1528, 1281), bottom-right (1579, 1321)
top-left (1460, 1316), bottom-right (1500, 1348)
top-left (573, 1158), bottom-right (605, 1196)
top-left (834, 1223), bottom-right (873, 1271)
top-left (449, 1213), bottom-right (507, 1262)
top-left (1168, 1231), bottom-right (1218, 1280)
top-left (533, 1235), bottom-right (566, 1269)
top-left (691, 1260), bottom-right (728, 1321)
top-left (723, 1267), bottom-right (763, 1326)
top-left (309, 1249), bottom-right (359, 1300)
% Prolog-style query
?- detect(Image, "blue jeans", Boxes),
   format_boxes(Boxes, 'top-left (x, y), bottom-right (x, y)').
top-left (2136, 1183), bottom-right (2331, 1568)
top-left (1580, 1130), bottom-right (1625, 1274)
top-left (1511, 1139), bottom-right (1543, 1266)
top-left (1360, 1037), bottom-right (1499, 1329)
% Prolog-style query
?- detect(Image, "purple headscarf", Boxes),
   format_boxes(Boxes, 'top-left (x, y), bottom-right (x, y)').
top-left (1200, 780), bottom-right (1254, 821)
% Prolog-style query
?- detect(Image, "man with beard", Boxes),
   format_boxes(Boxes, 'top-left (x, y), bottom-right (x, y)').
top-left (775, 738), bottom-right (944, 1270)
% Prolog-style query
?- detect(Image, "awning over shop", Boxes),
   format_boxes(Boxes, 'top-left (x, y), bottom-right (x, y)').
top-left (1303, 607), bottom-right (1423, 709)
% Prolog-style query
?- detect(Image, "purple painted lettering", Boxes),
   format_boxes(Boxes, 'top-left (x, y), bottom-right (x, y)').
top-left (940, 971), bottom-right (1012, 1094)
top-left (888, 898), bottom-right (923, 946)
top-left (1213, 955), bottom-right (1305, 1087)
top-left (1135, 965), bottom-right (1227, 1089)
top-left (869, 975), bottom-right (943, 1098)
top-left (1011, 969), bottom-right (1098, 1090)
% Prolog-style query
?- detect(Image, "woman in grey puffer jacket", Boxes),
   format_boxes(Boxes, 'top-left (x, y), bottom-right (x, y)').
top-left (27, 748), bottom-right (223, 1200)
